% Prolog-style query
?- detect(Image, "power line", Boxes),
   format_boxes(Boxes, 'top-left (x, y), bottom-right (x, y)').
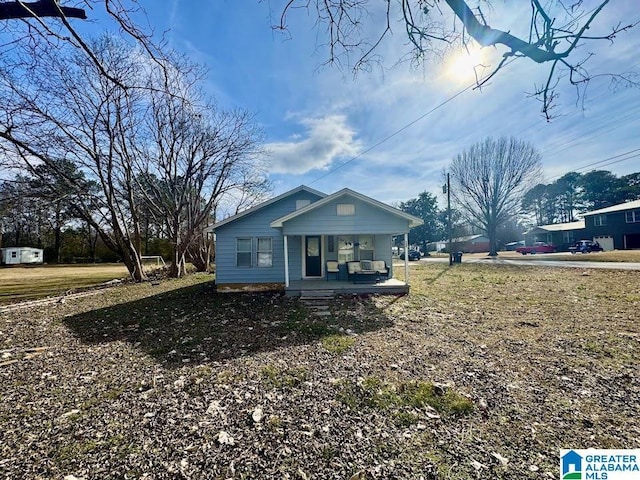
top-left (308, 82), bottom-right (477, 185)
top-left (547, 148), bottom-right (640, 181)
top-left (306, 55), bottom-right (639, 186)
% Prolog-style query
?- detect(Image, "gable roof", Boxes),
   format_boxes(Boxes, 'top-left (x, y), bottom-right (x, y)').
top-left (209, 185), bottom-right (326, 231)
top-left (524, 220), bottom-right (585, 235)
top-left (451, 234), bottom-right (489, 243)
top-left (582, 199), bottom-right (640, 216)
top-left (270, 188), bottom-right (423, 228)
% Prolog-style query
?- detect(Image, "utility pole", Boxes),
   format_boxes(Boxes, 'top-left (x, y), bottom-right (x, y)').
top-left (447, 173), bottom-right (452, 266)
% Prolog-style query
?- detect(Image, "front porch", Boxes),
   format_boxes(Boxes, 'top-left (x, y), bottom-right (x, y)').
top-left (285, 278), bottom-right (408, 297)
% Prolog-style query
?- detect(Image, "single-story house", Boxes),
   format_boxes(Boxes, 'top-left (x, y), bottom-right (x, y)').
top-left (209, 185), bottom-right (423, 295)
top-left (425, 241), bottom-right (447, 253)
top-left (1, 247), bottom-right (44, 265)
top-left (451, 235), bottom-right (490, 253)
top-left (523, 220), bottom-right (585, 251)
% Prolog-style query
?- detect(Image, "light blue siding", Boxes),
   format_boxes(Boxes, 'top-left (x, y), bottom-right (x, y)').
top-left (281, 196), bottom-right (410, 235)
top-left (288, 235), bottom-right (303, 281)
top-left (215, 190), bottom-right (412, 285)
top-left (214, 191), bottom-right (322, 284)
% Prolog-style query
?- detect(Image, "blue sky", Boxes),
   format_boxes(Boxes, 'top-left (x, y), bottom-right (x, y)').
top-left (113, 2), bottom-right (640, 205)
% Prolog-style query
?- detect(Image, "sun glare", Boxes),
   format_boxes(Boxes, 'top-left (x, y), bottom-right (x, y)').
top-left (445, 45), bottom-right (486, 84)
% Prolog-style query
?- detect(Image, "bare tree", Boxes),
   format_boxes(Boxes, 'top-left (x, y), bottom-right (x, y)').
top-left (450, 137), bottom-right (542, 256)
top-left (138, 66), bottom-right (269, 277)
top-left (0, 0), bottom-right (166, 88)
top-left (0, 33), bottom-right (268, 280)
top-left (275, 1), bottom-right (638, 119)
top-left (0, 36), bottom-right (155, 279)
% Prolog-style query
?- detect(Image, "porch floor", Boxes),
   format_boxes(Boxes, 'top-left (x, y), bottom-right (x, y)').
top-left (285, 278), bottom-right (408, 297)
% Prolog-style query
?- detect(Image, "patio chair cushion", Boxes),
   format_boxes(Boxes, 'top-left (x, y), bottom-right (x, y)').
top-left (347, 261), bottom-right (362, 275)
top-left (326, 261), bottom-right (339, 273)
top-left (371, 260), bottom-right (388, 274)
top-left (360, 260), bottom-right (373, 271)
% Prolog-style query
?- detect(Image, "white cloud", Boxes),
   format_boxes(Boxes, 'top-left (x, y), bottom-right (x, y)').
top-left (265, 115), bottom-right (361, 174)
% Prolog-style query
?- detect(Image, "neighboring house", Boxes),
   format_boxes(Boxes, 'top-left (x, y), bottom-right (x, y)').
top-left (581, 199), bottom-right (640, 250)
top-left (209, 185), bottom-right (423, 295)
top-left (1, 247), bottom-right (44, 265)
top-left (425, 241), bottom-right (447, 253)
top-left (522, 199), bottom-right (640, 251)
top-left (450, 235), bottom-right (490, 253)
top-left (523, 220), bottom-right (585, 251)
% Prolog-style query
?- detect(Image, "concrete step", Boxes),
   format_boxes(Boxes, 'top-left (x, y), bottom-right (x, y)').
top-left (299, 290), bottom-right (335, 297)
top-left (307, 305), bottom-right (329, 310)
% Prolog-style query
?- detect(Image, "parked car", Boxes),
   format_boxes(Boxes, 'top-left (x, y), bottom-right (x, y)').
top-left (400, 250), bottom-right (422, 261)
top-left (569, 240), bottom-right (603, 254)
top-left (515, 242), bottom-right (557, 255)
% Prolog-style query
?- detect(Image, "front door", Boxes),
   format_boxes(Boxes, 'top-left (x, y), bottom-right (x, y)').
top-left (305, 235), bottom-right (322, 277)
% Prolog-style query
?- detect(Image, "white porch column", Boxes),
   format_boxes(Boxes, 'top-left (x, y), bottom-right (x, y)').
top-left (283, 234), bottom-right (290, 287)
top-left (404, 232), bottom-right (409, 285)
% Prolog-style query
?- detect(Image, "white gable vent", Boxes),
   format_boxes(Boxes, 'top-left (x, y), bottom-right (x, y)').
top-left (337, 203), bottom-right (355, 216)
top-left (296, 199), bottom-right (311, 210)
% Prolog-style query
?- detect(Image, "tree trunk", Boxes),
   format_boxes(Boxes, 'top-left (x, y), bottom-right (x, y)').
top-left (54, 209), bottom-right (62, 263)
top-left (121, 244), bottom-right (146, 282)
top-left (488, 223), bottom-right (499, 257)
top-left (169, 247), bottom-right (180, 278)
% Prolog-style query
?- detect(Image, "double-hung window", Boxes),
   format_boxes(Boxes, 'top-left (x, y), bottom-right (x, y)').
top-left (562, 231), bottom-right (575, 244)
top-left (236, 238), bottom-right (252, 267)
top-left (358, 235), bottom-right (374, 260)
top-left (593, 214), bottom-right (607, 226)
top-left (337, 236), bottom-right (354, 263)
top-left (257, 237), bottom-right (273, 267)
top-left (626, 210), bottom-right (640, 223)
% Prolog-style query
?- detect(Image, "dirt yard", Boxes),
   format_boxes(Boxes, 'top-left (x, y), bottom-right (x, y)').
top-left (1, 263), bottom-right (638, 479)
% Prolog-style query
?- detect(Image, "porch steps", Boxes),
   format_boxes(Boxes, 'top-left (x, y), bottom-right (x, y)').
top-left (299, 290), bottom-right (335, 299)
top-left (299, 290), bottom-right (335, 317)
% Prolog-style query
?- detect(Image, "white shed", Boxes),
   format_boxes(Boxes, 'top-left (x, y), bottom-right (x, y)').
top-left (1, 247), bottom-right (44, 265)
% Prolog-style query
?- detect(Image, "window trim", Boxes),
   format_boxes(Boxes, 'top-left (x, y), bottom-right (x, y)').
top-left (256, 237), bottom-right (273, 268)
top-left (357, 235), bottom-right (374, 261)
top-left (337, 235), bottom-right (354, 264)
top-left (593, 214), bottom-right (607, 227)
top-left (236, 238), bottom-right (252, 267)
top-left (626, 210), bottom-right (640, 223)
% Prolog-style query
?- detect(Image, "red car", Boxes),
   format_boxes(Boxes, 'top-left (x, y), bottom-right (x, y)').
top-left (516, 242), bottom-right (557, 255)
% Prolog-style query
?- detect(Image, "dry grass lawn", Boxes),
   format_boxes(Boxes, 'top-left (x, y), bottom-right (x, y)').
top-left (0, 263), bottom-right (638, 479)
top-left (0, 264), bottom-right (130, 305)
top-left (453, 249), bottom-right (640, 262)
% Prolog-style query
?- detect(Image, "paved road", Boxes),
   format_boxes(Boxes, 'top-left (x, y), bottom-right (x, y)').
top-left (419, 257), bottom-right (640, 271)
